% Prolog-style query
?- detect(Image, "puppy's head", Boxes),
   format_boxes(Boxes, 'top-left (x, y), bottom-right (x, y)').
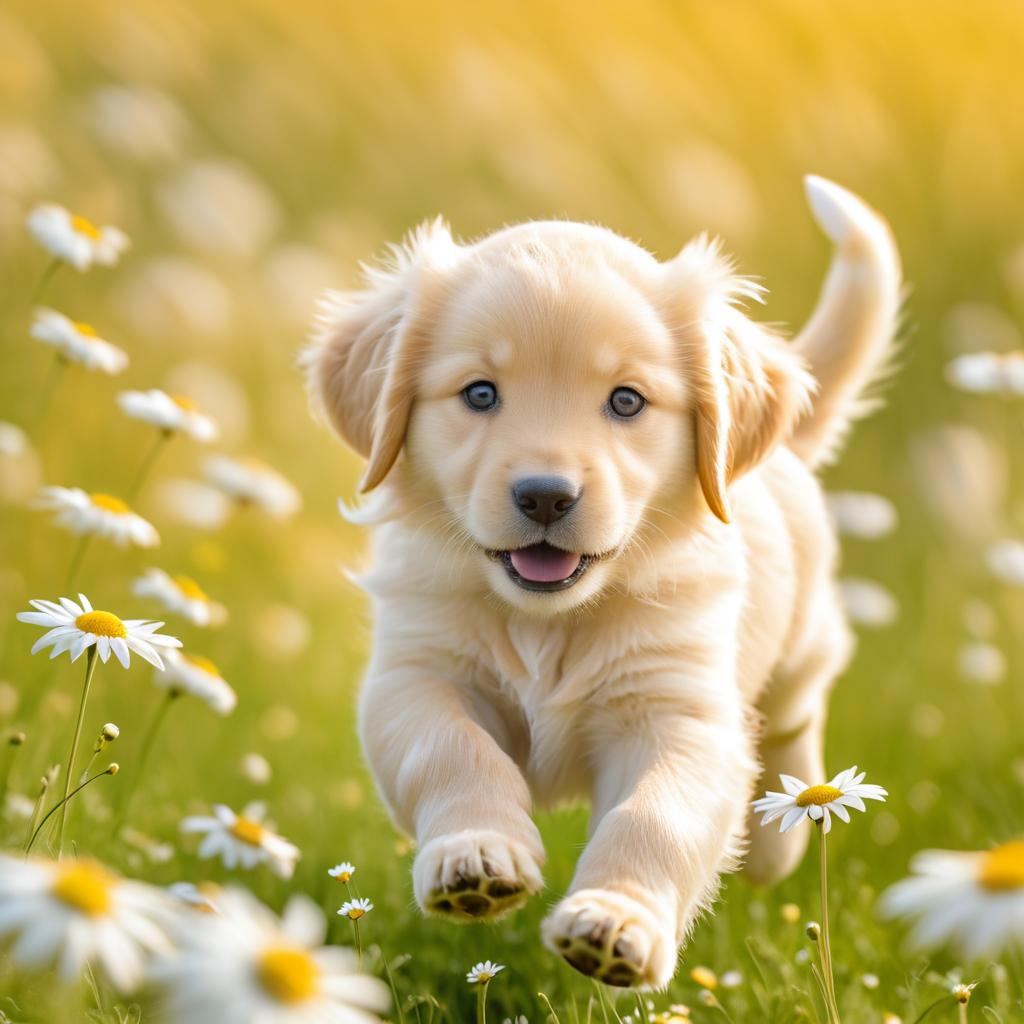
top-left (306, 219), bottom-right (812, 613)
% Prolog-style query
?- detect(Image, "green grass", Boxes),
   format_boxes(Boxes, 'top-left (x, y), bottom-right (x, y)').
top-left (2, 1), bottom-right (1024, 1020)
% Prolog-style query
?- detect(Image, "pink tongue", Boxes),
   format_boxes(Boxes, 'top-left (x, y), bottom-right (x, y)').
top-left (509, 544), bottom-right (581, 583)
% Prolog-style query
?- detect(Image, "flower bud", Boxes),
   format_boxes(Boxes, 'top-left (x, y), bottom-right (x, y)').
top-left (806, 921), bottom-right (822, 942)
top-left (106, 763), bottom-right (120, 776)
top-left (101, 723), bottom-right (120, 742)
top-left (8, 730), bottom-right (26, 746)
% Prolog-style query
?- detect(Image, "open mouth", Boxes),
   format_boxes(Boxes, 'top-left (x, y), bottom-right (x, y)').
top-left (493, 542), bottom-right (593, 592)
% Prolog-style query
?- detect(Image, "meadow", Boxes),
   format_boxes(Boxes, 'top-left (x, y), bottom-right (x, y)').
top-left (1, 1), bottom-right (1024, 1020)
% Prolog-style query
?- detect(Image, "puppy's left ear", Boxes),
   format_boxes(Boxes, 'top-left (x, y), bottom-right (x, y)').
top-left (668, 239), bottom-right (815, 523)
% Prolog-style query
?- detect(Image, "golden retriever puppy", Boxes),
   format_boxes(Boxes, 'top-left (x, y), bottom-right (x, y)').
top-left (303, 177), bottom-right (901, 989)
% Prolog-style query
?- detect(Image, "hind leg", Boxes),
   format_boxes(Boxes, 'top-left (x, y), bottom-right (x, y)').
top-left (743, 600), bottom-right (852, 886)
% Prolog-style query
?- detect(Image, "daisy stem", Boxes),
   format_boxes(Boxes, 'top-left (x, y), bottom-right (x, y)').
top-left (127, 429), bottom-right (171, 501)
top-left (476, 979), bottom-right (488, 1024)
top-left (65, 533), bottom-right (92, 589)
top-left (817, 823), bottom-right (842, 1024)
top-left (25, 772), bottom-right (52, 849)
top-left (380, 952), bottom-right (406, 1024)
top-left (31, 257), bottom-right (62, 304)
top-left (352, 917), bottom-right (363, 969)
top-left (56, 647), bottom-right (98, 858)
top-left (27, 764), bottom-right (114, 856)
top-left (32, 354), bottom-right (65, 425)
top-left (112, 689), bottom-right (178, 837)
top-left (958, 1002), bottom-right (968, 1024)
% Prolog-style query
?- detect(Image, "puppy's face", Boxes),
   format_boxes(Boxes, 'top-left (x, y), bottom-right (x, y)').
top-left (308, 221), bottom-right (810, 615)
top-left (406, 250), bottom-right (689, 611)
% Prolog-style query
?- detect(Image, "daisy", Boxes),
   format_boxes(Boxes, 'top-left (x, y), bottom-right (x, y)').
top-left (30, 308), bottom-right (128, 374)
top-left (825, 491), bottom-right (898, 540)
top-left (150, 887), bottom-right (389, 1024)
top-left (337, 899), bottom-right (373, 921)
top-left (0, 854), bottom-right (173, 992)
top-left (879, 841), bottom-right (1024, 959)
top-left (17, 594), bottom-right (181, 668)
top-left (946, 351), bottom-right (1024, 395)
top-left (752, 766), bottom-right (888, 834)
top-left (204, 455), bottom-right (301, 519)
top-left (154, 648), bottom-right (237, 715)
top-left (35, 486), bottom-right (159, 548)
top-left (181, 802), bottom-right (300, 879)
top-left (26, 203), bottom-right (129, 271)
top-left (467, 961), bottom-right (504, 984)
top-left (133, 567), bottom-right (226, 627)
top-left (167, 881), bottom-right (221, 914)
top-left (118, 389), bottom-right (219, 442)
top-left (328, 862), bottom-right (356, 884)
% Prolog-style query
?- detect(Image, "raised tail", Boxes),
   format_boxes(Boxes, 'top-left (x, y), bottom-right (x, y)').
top-left (788, 176), bottom-right (903, 469)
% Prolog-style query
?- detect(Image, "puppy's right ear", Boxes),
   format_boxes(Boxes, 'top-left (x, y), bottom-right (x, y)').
top-left (303, 219), bottom-right (458, 492)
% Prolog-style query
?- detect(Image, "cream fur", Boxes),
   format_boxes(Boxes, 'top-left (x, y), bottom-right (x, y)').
top-left (303, 176), bottom-right (901, 989)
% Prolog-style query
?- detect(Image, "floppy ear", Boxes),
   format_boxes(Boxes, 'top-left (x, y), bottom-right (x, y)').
top-left (668, 238), bottom-right (815, 523)
top-left (303, 219), bottom-right (458, 492)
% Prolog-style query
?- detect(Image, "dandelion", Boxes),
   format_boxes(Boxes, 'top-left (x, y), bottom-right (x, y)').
top-left (150, 887), bottom-right (388, 1024)
top-left (26, 203), bottom-right (129, 282)
top-left (328, 861), bottom-right (356, 884)
top-left (133, 567), bottom-right (226, 628)
top-left (690, 966), bottom-right (717, 989)
top-left (204, 454), bottom-right (302, 519)
top-left (880, 841), bottom-right (1024, 959)
top-left (30, 308), bottom-right (128, 378)
top-left (754, 768), bottom-right (887, 1024)
top-left (0, 854), bottom-right (172, 991)
top-left (17, 594), bottom-right (180, 852)
top-left (180, 802), bottom-right (300, 878)
top-left (467, 961), bottom-right (504, 1024)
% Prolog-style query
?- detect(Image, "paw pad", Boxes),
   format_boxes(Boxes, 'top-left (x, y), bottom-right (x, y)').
top-left (426, 874), bottom-right (527, 921)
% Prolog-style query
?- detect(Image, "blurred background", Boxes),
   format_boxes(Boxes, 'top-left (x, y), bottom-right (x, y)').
top-left (2, 1), bottom-right (1024, 1019)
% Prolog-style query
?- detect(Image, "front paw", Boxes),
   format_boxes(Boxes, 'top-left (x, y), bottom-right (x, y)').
top-left (413, 829), bottom-right (543, 922)
top-left (541, 889), bottom-right (676, 989)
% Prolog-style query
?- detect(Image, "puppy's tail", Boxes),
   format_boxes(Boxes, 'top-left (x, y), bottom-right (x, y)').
top-left (788, 176), bottom-right (903, 469)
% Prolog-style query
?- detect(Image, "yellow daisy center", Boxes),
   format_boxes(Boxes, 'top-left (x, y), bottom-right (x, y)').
top-left (334, 871), bottom-right (351, 883)
top-left (257, 946), bottom-right (320, 1004)
top-left (171, 394), bottom-right (200, 412)
top-left (230, 816), bottom-right (265, 846)
top-left (71, 214), bottom-right (102, 240)
top-left (182, 652), bottom-right (220, 677)
top-left (978, 840), bottom-right (1024, 891)
top-left (476, 970), bottom-right (494, 982)
top-left (89, 492), bottom-right (130, 515)
top-left (51, 860), bottom-right (115, 916)
top-left (74, 610), bottom-right (127, 639)
top-left (73, 320), bottom-right (99, 338)
top-left (346, 907), bottom-right (366, 920)
top-left (173, 574), bottom-right (208, 602)
top-left (795, 784), bottom-right (843, 807)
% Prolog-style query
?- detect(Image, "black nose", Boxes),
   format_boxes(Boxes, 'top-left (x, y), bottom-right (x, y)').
top-left (512, 476), bottom-right (580, 525)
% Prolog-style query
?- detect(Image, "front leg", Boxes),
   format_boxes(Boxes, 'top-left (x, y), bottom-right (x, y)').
top-left (542, 679), bottom-right (754, 988)
top-left (359, 665), bottom-right (544, 921)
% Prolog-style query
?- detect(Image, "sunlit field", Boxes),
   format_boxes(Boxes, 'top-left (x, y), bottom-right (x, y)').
top-left (2, 2), bottom-right (1024, 1021)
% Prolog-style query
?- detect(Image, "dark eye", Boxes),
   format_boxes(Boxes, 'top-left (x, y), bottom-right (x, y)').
top-left (608, 386), bottom-right (646, 419)
top-left (463, 380), bottom-right (499, 412)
